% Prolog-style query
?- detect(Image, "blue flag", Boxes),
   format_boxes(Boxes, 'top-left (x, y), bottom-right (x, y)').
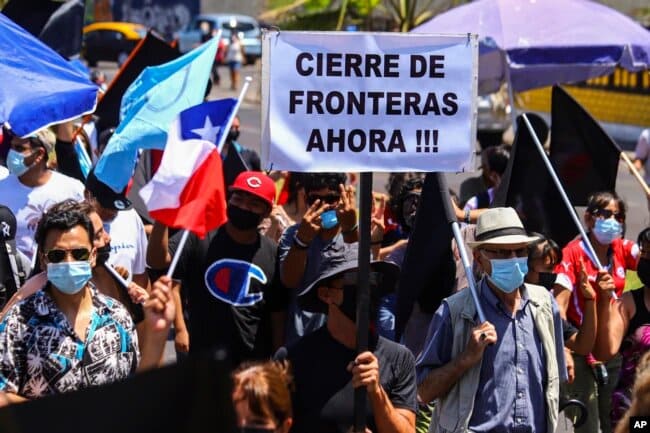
top-left (94, 37), bottom-right (218, 193)
top-left (0, 13), bottom-right (97, 137)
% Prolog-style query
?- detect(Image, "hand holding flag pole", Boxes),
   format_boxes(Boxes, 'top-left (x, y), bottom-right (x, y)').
top-left (165, 77), bottom-right (253, 279)
top-left (521, 113), bottom-right (618, 301)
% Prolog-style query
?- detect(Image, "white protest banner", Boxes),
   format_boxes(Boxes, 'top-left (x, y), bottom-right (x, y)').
top-left (261, 31), bottom-right (478, 173)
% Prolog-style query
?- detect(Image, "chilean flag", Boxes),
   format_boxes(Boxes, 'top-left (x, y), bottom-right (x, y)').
top-left (139, 99), bottom-right (237, 238)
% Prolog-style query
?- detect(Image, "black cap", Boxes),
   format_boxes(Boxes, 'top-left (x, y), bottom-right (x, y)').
top-left (297, 243), bottom-right (399, 313)
top-left (0, 205), bottom-right (17, 241)
top-left (85, 169), bottom-right (132, 211)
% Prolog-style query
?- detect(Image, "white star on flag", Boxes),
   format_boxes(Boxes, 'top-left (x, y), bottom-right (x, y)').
top-left (190, 115), bottom-right (222, 144)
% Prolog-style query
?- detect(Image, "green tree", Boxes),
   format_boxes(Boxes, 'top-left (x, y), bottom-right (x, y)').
top-left (382, 0), bottom-right (467, 32)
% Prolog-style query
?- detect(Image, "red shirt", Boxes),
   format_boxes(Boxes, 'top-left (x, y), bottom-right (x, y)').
top-left (554, 237), bottom-right (639, 326)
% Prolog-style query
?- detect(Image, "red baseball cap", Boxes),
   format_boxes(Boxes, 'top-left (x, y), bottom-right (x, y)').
top-left (229, 171), bottom-right (276, 208)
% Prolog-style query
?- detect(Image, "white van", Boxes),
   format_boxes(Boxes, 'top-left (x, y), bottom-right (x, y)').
top-left (176, 13), bottom-right (262, 63)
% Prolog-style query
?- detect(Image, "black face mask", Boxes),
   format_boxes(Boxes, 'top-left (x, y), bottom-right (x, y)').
top-left (637, 258), bottom-right (650, 287)
top-left (227, 129), bottom-right (240, 143)
top-left (337, 284), bottom-right (380, 323)
top-left (537, 272), bottom-right (557, 290)
top-left (227, 205), bottom-right (262, 231)
top-left (96, 243), bottom-right (112, 266)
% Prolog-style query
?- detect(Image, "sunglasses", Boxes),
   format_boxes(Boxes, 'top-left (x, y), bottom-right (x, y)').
top-left (46, 248), bottom-right (91, 263)
top-left (307, 193), bottom-right (340, 205)
top-left (589, 208), bottom-right (624, 222)
top-left (481, 247), bottom-right (528, 259)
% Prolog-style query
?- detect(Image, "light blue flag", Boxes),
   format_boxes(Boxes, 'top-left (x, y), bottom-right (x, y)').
top-left (94, 37), bottom-right (218, 193)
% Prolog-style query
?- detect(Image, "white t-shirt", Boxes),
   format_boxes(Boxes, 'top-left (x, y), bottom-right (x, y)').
top-left (105, 208), bottom-right (148, 281)
top-left (0, 171), bottom-right (85, 260)
top-left (0, 166), bottom-right (8, 181)
top-left (463, 187), bottom-right (495, 211)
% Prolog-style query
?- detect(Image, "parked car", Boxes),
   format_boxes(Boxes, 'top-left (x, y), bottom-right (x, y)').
top-left (176, 14), bottom-right (262, 64)
top-left (82, 22), bottom-right (147, 67)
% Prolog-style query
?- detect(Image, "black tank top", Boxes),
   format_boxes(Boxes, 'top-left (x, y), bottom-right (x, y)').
top-left (626, 288), bottom-right (650, 338)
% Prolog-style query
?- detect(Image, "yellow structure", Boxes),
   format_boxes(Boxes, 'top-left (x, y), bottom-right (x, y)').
top-left (518, 68), bottom-right (650, 127)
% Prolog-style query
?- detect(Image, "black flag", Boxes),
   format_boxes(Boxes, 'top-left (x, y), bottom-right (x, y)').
top-left (395, 173), bottom-right (455, 342)
top-left (2, 0), bottom-right (60, 37)
top-left (493, 114), bottom-right (578, 248)
top-left (39, 0), bottom-right (85, 58)
top-left (550, 85), bottom-right (620, 206)
top-left (0, 350), bottom-right (235, 433)
top-left (2, 0), bottom-right (85, 58)
top-left (94, 31), bottom-right (180, 132)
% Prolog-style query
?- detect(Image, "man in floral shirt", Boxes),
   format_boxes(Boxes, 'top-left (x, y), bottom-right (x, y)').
top-left (0, 205), bottom-right (174, 404)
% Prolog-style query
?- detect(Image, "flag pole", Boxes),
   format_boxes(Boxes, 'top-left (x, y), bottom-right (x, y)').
top-left (166, 229), bottom-right (190, 278)
top-left (434, 173), bottom-right (487, 323)
top-left (166, 75), bottom-right (253, 277)
top-left (619, 151), bottom-right (650, 196)
top-left (521, 113), bottom-right (618, 300)
top-left (354, 171), bottom-right (372, 433)
top-left (216, 76), bottom-right (252, 154)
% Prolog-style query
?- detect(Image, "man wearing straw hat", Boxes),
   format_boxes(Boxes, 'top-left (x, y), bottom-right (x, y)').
top-left (416, 207), bottom-right (566, 433)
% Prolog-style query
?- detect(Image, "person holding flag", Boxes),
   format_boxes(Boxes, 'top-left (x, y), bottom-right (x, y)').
top-left (416, 207), bottom-right (566, 433)
top-left (147, 171), bottom-right (286, 365)
top-left (141, 90), bottom-right (285, 365)
top-left (553, 191), bottom-right (639, 433)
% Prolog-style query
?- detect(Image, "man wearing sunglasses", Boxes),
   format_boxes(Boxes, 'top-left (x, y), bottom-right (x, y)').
top-left (416, 207), bottom-right (566, 433)
top-left (0, 206), bottom-right (174, 405)
top-left (0, 130), bottom-right (85, 262)
top-left (278, 173), bottom-right (358, 347)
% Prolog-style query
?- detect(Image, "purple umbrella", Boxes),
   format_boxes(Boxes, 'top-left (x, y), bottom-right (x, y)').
top-left (412, 0), bottom-right (650, 94)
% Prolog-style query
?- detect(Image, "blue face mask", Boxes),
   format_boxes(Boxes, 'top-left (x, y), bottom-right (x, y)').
top-left (488, 257), bottom-right (528, 293)
top-left (593, 218), bottom-right (622, 245)
top-left (47, 261), bottom-right (92, 294)
top-left (6, 149), bottom-right (31, 177)
top-left (320, 209), bottom-right (339, 230)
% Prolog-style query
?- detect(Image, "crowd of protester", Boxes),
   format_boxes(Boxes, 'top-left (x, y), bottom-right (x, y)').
top-left (1, 97), bottom-right (650, 433)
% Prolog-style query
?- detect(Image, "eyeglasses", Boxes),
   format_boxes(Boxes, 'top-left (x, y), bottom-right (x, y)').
top-left (46, 248), bottom-right (91, 263)
top-left (589, 208), bottom-right (624, 222)
top-left (481, 247), bottom-right (528, 259)
top-left (307, 193), bottom-right (340, 206)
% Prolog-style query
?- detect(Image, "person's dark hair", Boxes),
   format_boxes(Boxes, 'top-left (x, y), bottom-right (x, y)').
top-left (301, 173), bottom-right (347, 194)
top-left (527, 233), bottom-right (561, 268)
top-left (585, 191), bottom-right (627, 221)
top-left (232, 360), bottom-right (293, 427)
top-left (285, 172), bottom-right (306, 205)
top-left (484, 145), bottom-right (510, 176)
top-left (35, 203), bottom-right (94, 251)
top-left (45, 199), bottom-right (99, 219)
top-left (97, 127), bottom-right (116, 156)
top-left (637, 227), bottom-right (650, 247)
top-left (395, 176), bottom-right (424, 229)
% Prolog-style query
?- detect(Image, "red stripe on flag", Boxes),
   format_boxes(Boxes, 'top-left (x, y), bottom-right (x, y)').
top-left (150, 150), bottom-right (227, 238)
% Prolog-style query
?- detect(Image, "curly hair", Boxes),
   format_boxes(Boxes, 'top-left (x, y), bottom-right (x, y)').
top-left (394, 176), bottom-right (424, 230)
top-left (301, 173), bottom-right (347, 194)
top-left (232, 360), bottom-right (293, 427)
top-left (35, 201), bottom-right (94, 251)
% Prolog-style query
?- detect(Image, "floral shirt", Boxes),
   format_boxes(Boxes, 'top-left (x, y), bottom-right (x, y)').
top-left (0, 284), bottom-right (139, 399)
